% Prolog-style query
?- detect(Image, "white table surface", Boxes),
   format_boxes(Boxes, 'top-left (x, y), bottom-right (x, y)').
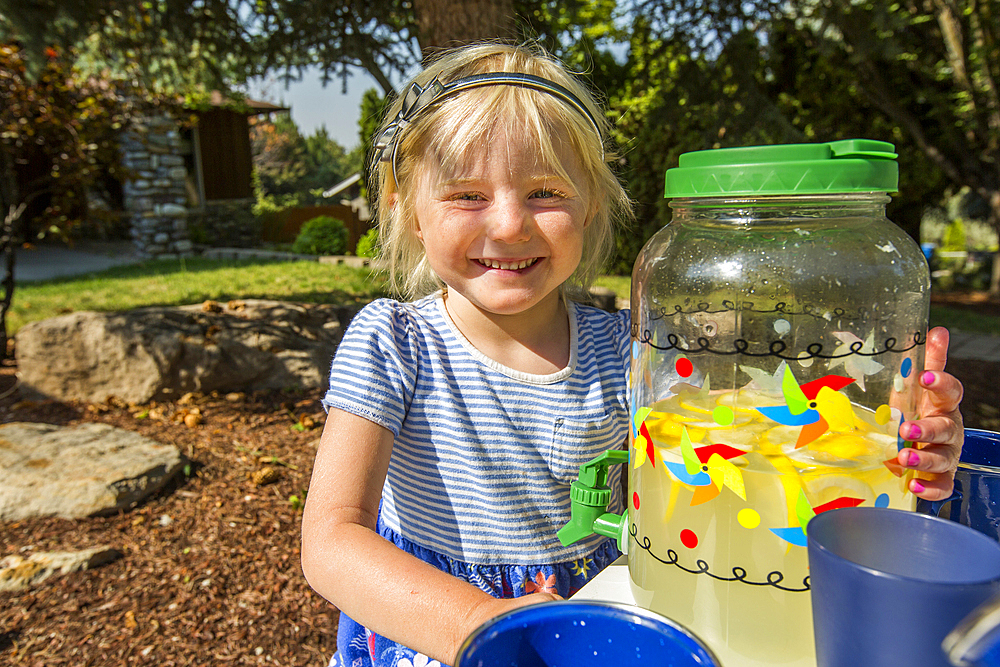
top-left (571, 555), bottom-right (635, 604)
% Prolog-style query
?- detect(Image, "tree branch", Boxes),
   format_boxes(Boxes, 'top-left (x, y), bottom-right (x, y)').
top-left (934, 0), bottom-right (971, 93)
top-left (968, 0), bottom-right (1000, 138)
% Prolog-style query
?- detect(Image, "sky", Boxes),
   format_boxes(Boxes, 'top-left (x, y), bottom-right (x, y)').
top-left (247, 66), bottom-right (384, 150)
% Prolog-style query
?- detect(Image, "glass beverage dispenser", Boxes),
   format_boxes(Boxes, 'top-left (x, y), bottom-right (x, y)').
top-left (560, 140), bottom-right (931, 666)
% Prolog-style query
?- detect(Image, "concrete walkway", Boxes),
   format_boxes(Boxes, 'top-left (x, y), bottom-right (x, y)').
top-left (10, 242), bottom-right (1000, 362)
top-left (12, 242), bottom-right (374, 284)
top-left (949, 330), bottom-right (1000, 363)
top-left (13, 241), bottom-right (142, 283)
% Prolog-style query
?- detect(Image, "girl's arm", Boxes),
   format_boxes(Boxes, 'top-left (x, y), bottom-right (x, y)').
top-left (300, 408), bottom-right (559, 666)
top-left (896, 326), bottom-right (965, 500)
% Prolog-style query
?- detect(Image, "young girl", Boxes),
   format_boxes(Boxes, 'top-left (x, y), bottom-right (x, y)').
top-left (301, 43), bottom-right (965, 667)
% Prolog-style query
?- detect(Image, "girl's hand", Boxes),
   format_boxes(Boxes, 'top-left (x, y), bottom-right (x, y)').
top-left (896, 326), bottom-right (965, 501)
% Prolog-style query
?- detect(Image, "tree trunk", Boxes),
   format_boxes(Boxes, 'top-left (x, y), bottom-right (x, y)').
top-left (0, 218), bottom-right (15, 362)
top-left (990, 250), bottom-right (1000, 297)
top-left (411, 0), bottom-right (517, 59)
top-left (0, 146), bottom-right (19, 362)
top-left (989, 192), bottom-right (1000, 296)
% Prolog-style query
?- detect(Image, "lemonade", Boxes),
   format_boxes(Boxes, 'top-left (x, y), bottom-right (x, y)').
top-left (628, 384), bottom-right (915, 667)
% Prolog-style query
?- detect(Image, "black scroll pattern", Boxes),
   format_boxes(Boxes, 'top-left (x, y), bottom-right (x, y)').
top-left (631, 302), bottom-right (926, 360)
top-left (631, 523), bottom-right (811, 593)
top-left (647, 300), bottom-right (866, 322)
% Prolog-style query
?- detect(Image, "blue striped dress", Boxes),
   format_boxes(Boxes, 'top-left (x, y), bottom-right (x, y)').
top-left (323, 292), bottom-right (630, 667)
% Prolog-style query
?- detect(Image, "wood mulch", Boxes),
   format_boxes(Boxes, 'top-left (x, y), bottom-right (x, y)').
top-left (0, 367), bottom-right (339, 666)
top-left (931, 289), bottom-right (1000, 318)
top-left (0, 290), bottom-right (997, 666)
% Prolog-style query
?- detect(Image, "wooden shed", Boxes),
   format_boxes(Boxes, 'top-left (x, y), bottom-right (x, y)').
top-left (184, 92), bottom-right (289, 207)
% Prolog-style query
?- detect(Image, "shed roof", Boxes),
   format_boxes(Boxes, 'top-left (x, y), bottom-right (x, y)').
top-left (206, 90), bottom-right (290, 115)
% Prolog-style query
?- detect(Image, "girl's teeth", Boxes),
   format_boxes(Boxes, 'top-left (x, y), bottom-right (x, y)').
top-left (483, 258), bottom-right (536, 270)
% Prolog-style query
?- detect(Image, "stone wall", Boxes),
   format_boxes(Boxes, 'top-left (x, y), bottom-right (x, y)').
top-left (187, 200), bottom-right (261, 248)
top-left (120, 116), bottom-right (193, 258)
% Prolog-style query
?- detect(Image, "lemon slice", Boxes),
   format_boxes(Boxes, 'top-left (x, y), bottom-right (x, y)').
top-left (760, 425), bottom-right (802, 457)
top-left (677, 397), bottom-right (714, 415)
top-left (808, 433), bottom-right (875, 462)
top-left (803, 473), bottom-right (876, 508)
top-left (715, 389), bottom-right (776, 414)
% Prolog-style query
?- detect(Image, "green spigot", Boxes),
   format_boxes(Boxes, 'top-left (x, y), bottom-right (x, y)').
top-left (557, 449), bottom-right (629, 553)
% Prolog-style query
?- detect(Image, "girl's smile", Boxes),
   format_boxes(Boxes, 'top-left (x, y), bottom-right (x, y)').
top-left (475, 257), bottom-right (540, 271)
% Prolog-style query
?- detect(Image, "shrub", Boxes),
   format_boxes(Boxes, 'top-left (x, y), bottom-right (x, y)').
top-left (292, 216), bottom-right (349, 256)
top-left (355, 226), bottom-right (379, 258)
top-left (941, 218), bottom-right (967, 251)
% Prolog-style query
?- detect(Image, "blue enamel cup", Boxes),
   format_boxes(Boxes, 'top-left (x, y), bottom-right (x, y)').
top-left (918, 429), bottom-right (1000, 541)
top-left (455, 600), bottom-right (720, 667)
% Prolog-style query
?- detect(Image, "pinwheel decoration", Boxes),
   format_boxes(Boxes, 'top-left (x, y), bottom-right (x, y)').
top-left (663, 427), bottom-right (748, 505)
top-left (755, 367), bottom-right (857, 448)
top-left (632, 406), bottom-right (656, 468)
top-left (769, 490), bottom-right (816, 547)
top-left (770, 489), bottom-right (872, 547)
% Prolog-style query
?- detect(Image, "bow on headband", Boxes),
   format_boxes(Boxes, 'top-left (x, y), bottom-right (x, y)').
top-left (374, 72), bottom-right (604, 187)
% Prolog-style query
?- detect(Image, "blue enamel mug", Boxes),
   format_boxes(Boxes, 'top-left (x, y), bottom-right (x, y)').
top-left (918, 429), bottom-right (1000, 541)
top-left (455, 600), bottom-right (721, 667)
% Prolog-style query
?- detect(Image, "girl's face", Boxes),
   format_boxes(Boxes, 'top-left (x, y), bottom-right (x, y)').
top-left (412, 128), bottom-right (591, 319)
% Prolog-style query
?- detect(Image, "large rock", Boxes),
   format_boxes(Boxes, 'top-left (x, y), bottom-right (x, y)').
top-left (15, 299), bottom-right (355, 404)
top-left (0, 422), bottom-right (185, 520)
top-left (0, 546), bottom-right (122, 592)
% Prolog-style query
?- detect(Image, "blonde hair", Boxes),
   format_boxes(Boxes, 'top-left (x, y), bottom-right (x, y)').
top-left (371, 42), bottom-right (633, 300)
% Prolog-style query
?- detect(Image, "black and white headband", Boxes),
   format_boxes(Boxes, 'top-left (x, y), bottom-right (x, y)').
top-left (374, 72), bottom-right (604, 187)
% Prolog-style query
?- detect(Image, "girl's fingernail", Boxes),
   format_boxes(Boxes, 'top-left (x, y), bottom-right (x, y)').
top-left (922, 371), bottom-right (936, 386)
top-left (907, 451), bottom-right (920, 467)
top-left (911, 479), bottom-right (926, 494)
top-left (908, 424), bottom-right (923, 440)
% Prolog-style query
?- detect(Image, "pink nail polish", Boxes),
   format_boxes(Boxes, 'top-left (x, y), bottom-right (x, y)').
top-left (908, 424), bottom-right (923, 440)
top-left (907, 451), bottom-right (920, 467)
top-left (911, 480), bottom-right (926, 494)
top-left (922, 371), bottom-right (936, 386)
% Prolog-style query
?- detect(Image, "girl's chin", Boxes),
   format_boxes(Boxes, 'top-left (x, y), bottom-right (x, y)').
top-left (465, 290), bottom-right (562, 317)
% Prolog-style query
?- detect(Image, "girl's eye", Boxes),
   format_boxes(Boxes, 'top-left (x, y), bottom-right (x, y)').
top-left (451, 192), bottom-right (484, 202)
top-left (531, 188), bottom-right (564, 200)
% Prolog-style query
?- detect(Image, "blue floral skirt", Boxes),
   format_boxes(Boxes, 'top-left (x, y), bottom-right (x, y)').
top-left (328, 523), bottom-right (621, 667)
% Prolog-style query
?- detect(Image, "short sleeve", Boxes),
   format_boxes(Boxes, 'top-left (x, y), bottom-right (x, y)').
top-left (323, 299), bottom-right (420, 437)
top-left (615, 308), bottom-right (632, 373)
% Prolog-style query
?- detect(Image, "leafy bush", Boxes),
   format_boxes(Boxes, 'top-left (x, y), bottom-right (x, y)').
top-left (292, 216), bottom-right (349, 256)
top-left (355, 226), bottom-right (379, 258)
top-left (941, 218), bottom-right (968, 251)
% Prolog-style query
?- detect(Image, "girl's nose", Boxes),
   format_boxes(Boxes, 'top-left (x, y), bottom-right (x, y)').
top-left (487, 196), bottom-right (532, 243)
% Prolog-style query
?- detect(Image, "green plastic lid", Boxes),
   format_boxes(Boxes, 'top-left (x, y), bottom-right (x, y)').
top-left (664, 139), bottom-right (898, 198)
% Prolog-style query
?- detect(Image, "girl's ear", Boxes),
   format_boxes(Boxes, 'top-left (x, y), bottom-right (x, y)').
top-left (392, 193), bottom-right (424, 243)
top-left (387, 192), bottom-right (421, 241)
top-left (413, 211), bottom-right (424, 243)
top-left (584, 198), bottom-right (599, 228)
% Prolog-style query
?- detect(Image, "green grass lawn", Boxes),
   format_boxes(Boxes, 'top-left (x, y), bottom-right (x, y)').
top-left (9, 259), bottom-right (999, 337)
top-left (929, 304), bottom-right (1000, 336)
top-left (9, 258), bottom-right (388, 335)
